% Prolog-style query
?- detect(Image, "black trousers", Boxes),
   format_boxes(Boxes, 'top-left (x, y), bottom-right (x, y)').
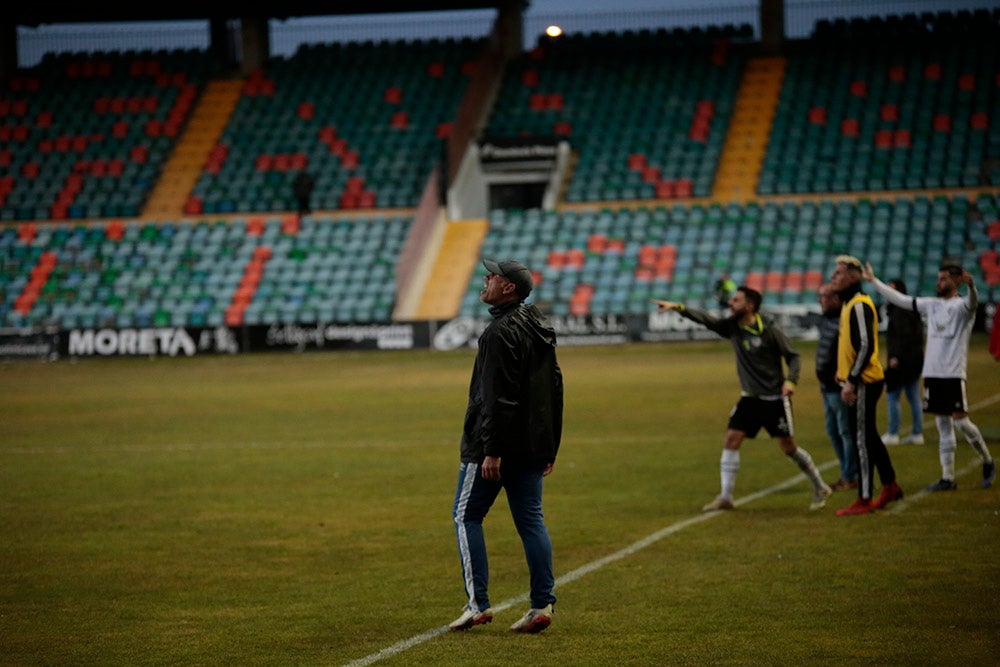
top-left (849, 380), bottom-right (896, 500)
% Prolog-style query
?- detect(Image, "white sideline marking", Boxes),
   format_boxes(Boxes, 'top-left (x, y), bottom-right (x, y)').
top-left (342, 461), bottom-right (839, 667)
top-left (883, 461), bottom-right (982, 514)
top-left (883, 392), bottom-right (1000, 514)
top-left (969, 393), bottom-right (1000, 411)
top-left (345, 392), bottom-right (1000, 666)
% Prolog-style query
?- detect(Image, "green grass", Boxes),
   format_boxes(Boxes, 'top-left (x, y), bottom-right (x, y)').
top-left (2, 338), bottom-right (998, 666)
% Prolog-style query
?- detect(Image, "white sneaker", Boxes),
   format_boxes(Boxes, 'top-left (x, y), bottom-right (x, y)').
top-left (881, 432), bottom-right (900, 445)
top-left (810, 484), bottom-right (833, 511)
top-left (901, 433), bottom-right (924, 445)
top-left (509, 604), bottom-right (552, 633)
top-left (448, 607), bottom-right (493, 631)
top-left (702, 496), bottom-right (735, 512)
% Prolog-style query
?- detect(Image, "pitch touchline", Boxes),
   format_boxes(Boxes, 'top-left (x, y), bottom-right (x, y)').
top-left (342, 461), bottom-right (839, 667)
top-left (343, 392), bottom-right (1000, 666)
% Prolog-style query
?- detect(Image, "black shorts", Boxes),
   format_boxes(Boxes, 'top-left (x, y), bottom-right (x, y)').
top-left (727, 396), bottom-right (793, 438)
top-left (923, 378), bottom-right (968, 415)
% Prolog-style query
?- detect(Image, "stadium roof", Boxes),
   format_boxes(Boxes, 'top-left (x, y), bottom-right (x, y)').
top-left (8, 1), bottom-right (511, 26)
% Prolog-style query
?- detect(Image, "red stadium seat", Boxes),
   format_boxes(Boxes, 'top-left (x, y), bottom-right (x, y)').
top-left (804, 270), bottom-right (823, 289)
top-left (986, 221), bottom-right (1000, 241)
top-left (565, 249), bottom-right (585, 268)
top-left (808, 107), bottom-right (827, 124)
top-left (744, 272), bottom-right (764, 291)
top-left (841, 119), bottom-right (859, 137)
top-left (627, 153), bottom-right (647, 170)
top-left (587, 234), bottom-right (608, 253)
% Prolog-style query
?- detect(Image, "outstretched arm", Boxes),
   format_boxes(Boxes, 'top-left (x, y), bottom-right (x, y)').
top-left (651, 299), bottom-right (683, 312)
top-left (651, 299), bottom-right (728, 336)
top-left (864, 262), bottom-right (916, 311)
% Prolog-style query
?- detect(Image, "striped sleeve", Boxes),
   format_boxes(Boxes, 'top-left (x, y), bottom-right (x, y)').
top-left (847, 299), bottom-right (876, 384)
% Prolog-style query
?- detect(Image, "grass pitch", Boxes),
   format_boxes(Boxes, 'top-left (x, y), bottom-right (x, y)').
top-left (1, 337), bottom-right (998, 666)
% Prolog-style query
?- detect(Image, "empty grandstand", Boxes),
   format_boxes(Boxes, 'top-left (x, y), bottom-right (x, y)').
top-left (1, 2), bottom-right (997, 356)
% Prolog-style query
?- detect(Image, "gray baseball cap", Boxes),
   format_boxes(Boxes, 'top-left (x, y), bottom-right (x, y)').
top-left (483, 259), bottom-right (533, 298)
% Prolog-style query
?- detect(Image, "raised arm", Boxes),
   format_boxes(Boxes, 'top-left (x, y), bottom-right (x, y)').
top-left (864, 262), bottom-right (916, 311)
top-left (962, 271), bottom-right (979, 312)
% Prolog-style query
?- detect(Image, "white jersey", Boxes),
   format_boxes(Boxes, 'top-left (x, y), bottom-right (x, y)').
top-left (871, 278), bottom-right (977, 379)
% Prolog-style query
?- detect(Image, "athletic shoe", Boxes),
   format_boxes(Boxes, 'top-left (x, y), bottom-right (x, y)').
top-left (901, 433), bottom-right (925, 445)
top-left (983, 460), bottom-right (995, 489)
top-left (509, 604), bottom-right (552, 633)
top-left (831, 478), bottom-right (858, 491)
top-left (836, 498), bottom-right (872, 516)
top-left (881, 432), bottom-right (900, 445)
top-left (448, 607), bottom-right (493, 631)
top-left (871, 482), bottom-right (903, 510)
top-left (925, 478), bottom-right (957, 492)
top-left (702, 496), bottom-right (734, 512)
top-left (810, 484), bottom-right (833, 510)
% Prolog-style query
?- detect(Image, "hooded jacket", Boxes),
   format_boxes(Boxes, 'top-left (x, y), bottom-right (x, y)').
top-left (460, 301), bottom-right (563, 465)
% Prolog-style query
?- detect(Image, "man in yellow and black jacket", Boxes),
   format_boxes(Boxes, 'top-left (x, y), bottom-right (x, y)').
top-left (830, 255), bottom-right (904, 516)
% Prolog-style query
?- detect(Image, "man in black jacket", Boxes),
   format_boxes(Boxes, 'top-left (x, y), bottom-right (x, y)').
top-left (292, 170), bottom-right (315, 216)
top-left (816, 283), bottom-right (858, 489)
top-left (880, 279), bottom-right (925, 445)
top-left (449, 259), bottom-right (563, 634)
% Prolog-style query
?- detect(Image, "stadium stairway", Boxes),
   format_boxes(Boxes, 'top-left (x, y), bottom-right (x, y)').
top-left (712, 57), bottom-right (786, 202)
top-left (409, 218), bottom-right (488, 321)
top-left (142, 80), bottom-right (243, 219)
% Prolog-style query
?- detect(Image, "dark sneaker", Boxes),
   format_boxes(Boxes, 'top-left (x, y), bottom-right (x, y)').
top-left (925, 478), bottom-right (957, 492)
top-left (449, 607), bottom-right (493, 631)
top-left (871, 482), bottom-right (903, 510)
top-left (983, 461), bottom-right (995, 489)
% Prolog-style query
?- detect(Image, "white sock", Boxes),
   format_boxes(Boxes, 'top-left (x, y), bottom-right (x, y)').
top-left (936, 415), bottom-right (956, 480)
top-left (955, 417), bottom-right (993, 463)
top-left (720, 449), bottom-right (739, 500)
top-left (790, 447), bottom-right (825, 490)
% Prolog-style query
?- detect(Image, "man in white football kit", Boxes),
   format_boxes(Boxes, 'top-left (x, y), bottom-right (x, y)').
top-left (864, 261), bottom-right (995, 490)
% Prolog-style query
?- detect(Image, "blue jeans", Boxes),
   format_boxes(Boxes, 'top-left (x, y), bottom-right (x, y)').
top-left (823, 390), bottom-right (858, 482)
top-left (453, 461), bottom-right (555, 611)
top-left (886, 379), bottom-right (923, 436)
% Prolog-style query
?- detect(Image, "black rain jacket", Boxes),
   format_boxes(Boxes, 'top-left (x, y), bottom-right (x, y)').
top-left (460, 301), bottom-right (563, 465)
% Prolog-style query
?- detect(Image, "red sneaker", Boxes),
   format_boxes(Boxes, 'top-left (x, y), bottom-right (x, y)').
top-left (871, 482), bottom-right (903, 510)
top-left (836, 498), bottom-right (872, 516)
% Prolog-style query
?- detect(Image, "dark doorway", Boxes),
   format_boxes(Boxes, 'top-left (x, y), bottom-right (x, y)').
top-left (489, 182), bottom-right (547, 210)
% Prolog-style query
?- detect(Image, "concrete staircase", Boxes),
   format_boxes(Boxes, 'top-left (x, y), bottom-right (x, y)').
top-left (712, 57), bottom-right (786, 202)
top-left (142, 79), bottom-right (243, 219)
